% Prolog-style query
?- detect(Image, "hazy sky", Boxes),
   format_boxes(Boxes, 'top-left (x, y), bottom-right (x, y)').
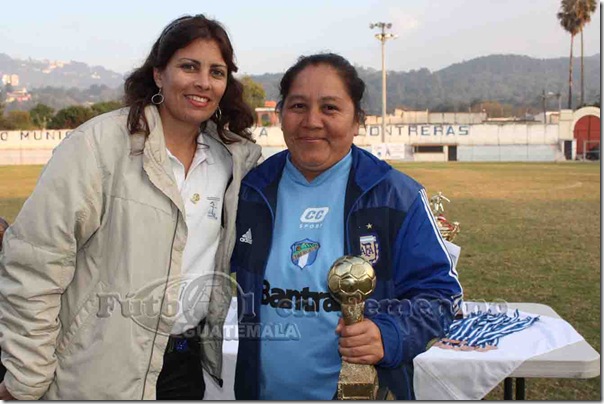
top-left (2, 0), bottom-right (601, 75)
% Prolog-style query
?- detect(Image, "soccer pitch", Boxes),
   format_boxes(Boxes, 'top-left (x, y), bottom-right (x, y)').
top-left (0, 162), bottom-right (600, 400)
top-left (392, 161), bottom-right (600, 400)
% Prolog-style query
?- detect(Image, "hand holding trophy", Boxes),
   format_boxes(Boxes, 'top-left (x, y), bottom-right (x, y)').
top-left (327, 256), bottom-right (378, 400)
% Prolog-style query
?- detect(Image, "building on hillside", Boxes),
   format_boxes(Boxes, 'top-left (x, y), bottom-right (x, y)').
top-left (42, 61), bottom-right (68, 74)
top-left (1, 74), bottom-right (19, 86)
top-left (5, 88), bottom-right (31, 103)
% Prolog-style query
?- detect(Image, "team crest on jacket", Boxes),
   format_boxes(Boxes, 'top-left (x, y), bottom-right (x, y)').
top-left (290, 238), bottom-right (320, 269)
top-left (360, 234), bottom-right (380, 264)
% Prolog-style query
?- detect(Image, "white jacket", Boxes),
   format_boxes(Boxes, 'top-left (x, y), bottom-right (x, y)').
top-left (0, 106), bottom-right (262, 399)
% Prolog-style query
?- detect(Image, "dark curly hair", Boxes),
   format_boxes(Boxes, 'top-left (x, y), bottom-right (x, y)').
top-left (124, 15), bottom-right (254, 143)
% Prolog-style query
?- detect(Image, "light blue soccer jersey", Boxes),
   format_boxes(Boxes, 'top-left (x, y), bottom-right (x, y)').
top-left (259, 151), bottom-right (352, 400)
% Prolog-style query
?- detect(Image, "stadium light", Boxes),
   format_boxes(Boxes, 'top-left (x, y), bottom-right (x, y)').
top-left (369, 22), bottom-right (396, 144)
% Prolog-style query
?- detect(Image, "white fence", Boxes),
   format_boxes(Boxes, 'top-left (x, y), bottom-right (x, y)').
top-left (0, 123), bottom-right (566, 165)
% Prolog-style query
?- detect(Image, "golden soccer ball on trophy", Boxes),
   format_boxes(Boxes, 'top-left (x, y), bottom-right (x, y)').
top-left (327, 255), bottom-right (376, 305)
top-left (327, 255), bottom-right (381, 400)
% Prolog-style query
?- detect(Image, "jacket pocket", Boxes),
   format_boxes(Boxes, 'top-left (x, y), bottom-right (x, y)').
top-left (56, 280), bottom-right (107, 355)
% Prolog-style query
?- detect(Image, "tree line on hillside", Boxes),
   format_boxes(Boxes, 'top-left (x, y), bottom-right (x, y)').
top-left (0, 53), bottom-right (124, 90)
top-left (252, 54), bottom-right (600, 115)
top-left (0, 101), bottom-right (122, 130)
top-left (2, 84), bottom-right (123, 114)
top-left (1, 51), bottom-right (599, 129)
top-left (0, 77), bottom-right (266, 130)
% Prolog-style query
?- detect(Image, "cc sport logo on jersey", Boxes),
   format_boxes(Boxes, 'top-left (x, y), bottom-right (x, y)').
top-left (299, 207), bottom-right (329, 229)
top-left (290, 238), bottom-right (321, 269)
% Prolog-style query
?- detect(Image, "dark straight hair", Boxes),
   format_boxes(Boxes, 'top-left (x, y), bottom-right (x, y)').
top-left (123, 14), bottom-right (254, 143)
top-left (276, 53), bottom-right (366, 125)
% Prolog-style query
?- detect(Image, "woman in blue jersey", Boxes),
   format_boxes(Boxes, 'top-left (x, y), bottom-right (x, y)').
top-left (232, 53), bottom-right (463, 400)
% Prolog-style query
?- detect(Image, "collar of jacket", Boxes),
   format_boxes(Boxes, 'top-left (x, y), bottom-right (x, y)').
top-left (128, 106), bottom-right (261, 216)
top-left (127, 105), bottom-right (186, 216)
top-left (129, 106), bottom-right (261, 180)
top-left (243, 144), bottom-right (392, 205)
top-left (203, 120), bottom-right (263, 175)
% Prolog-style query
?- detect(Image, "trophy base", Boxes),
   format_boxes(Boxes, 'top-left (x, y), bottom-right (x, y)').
top-left (337, 361), bottom-right (379, 400)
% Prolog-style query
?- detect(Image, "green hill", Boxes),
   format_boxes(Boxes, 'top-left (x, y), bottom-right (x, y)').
top-left (1, 53), bottom-right (599, 113)
top-left (251, 54), bottom-right (600, 114)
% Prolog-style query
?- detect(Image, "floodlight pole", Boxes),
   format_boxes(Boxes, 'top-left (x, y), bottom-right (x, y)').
top-left (542, 91), bottom-right (563, 124)
top-left (551, 92), bottom-right (562, 112)
top-left (370, 22), bottom-right (396, 144)
top-left (542, 90), bottom-right (547, 125)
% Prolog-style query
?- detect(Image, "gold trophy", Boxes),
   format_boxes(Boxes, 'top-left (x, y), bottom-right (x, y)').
top-left (429, 192), bottom-right (460, 242)
top-left (327, 256), bottom-right (378, 400)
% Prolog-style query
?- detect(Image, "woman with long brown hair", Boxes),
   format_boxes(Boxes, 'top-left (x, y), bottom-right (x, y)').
top-left (0, 15), bottom-right (261, 400)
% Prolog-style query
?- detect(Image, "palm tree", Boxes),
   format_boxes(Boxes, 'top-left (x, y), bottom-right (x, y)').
top-left (557, 0), bottom-right (581, 109)
top-left (575, 0), bottom-right (597, 106)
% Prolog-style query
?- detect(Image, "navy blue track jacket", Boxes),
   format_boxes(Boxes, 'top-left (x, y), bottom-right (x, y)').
top-left (232, 145), bottom-right (463, 399)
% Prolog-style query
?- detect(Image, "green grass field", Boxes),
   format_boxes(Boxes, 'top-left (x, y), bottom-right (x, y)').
top-left (391, 161), bottom-right (601, 400)
top-left (0, 162), bottom-right (601, 400)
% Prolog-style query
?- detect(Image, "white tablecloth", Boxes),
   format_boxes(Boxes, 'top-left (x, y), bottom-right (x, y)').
top-left (413, 309), bottom-right (584, 400)
top-left (202, 299), bottom-right (584, 400)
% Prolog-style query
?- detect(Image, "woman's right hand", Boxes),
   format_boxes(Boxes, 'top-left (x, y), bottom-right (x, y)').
top-left (0, 381), bottom-right (15, 400)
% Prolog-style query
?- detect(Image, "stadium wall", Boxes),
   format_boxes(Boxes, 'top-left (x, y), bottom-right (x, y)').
top-left (0, 108), bottom-right (595, 165)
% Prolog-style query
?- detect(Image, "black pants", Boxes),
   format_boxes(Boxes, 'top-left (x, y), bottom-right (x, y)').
top-left (156, 334), bottom-right (205, 400)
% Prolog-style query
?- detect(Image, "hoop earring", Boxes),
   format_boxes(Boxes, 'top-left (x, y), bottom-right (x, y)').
top-left (214, 106), bottom-right (222, 122)
top-left (151, 88), bottom-right (164, 105)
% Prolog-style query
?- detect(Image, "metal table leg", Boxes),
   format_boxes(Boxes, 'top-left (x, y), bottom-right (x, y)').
top-left (503, 377), bottom-right (526, 400)
top-left (515, 378), bottom-right (526, 400)
top-left (504, 378), bottom-right (513, 400)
